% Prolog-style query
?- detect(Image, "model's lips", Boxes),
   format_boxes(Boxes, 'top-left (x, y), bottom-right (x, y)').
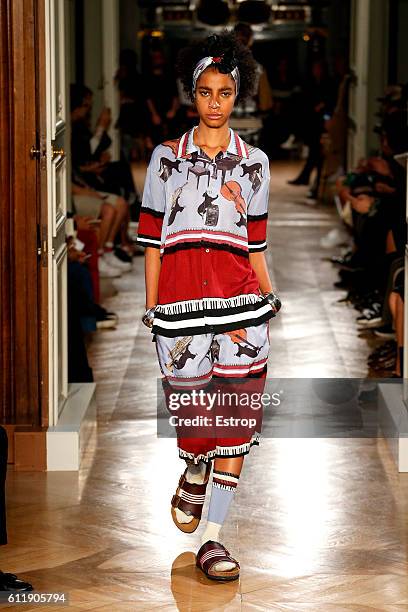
top-left (206, 114), bottom-right (223, 119)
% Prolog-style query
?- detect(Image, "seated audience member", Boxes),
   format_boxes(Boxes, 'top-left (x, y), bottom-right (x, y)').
top-left (331, 100), bottom-right (407, 377)
top-left (0, 427), bottom-right (33, 592)
top-left (71, 173), bottom-right (133, 278)
top-left (67, 236), bottom-right (118, 334)
top-left (70, 84), bottom-right (140, 257)
top-left (67, 238), bottom-right (120, 383)
top-left (70, 84), bottom-right (139, 209)
top-left (73, 214), bottom-right (101, 303)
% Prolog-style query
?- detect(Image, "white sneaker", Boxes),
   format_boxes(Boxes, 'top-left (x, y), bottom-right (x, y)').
top-left (98, 256), bottom-right (122, 278)
top-left (304, 196), bottom-right (318, 206)
top-left (280, 134), bottom-right (297, 150)
top-left (320, 228), bottom-right (349, 249)
top-left (104, 251), bottom-right (132, 272)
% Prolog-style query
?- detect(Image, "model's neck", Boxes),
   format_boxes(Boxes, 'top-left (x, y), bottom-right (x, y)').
top-left (194, 122), bottom-right (231, 148)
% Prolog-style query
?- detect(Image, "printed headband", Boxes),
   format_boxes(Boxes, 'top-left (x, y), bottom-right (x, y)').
top-left (192, 55), bottom-right (240, 96)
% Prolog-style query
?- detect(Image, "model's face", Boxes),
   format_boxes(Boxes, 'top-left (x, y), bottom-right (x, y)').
top-left (194, 68), bottom-right (236, 128)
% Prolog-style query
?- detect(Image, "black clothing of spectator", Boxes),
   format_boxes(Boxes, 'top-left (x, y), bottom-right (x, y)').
top-left (71, 120), bottom-right (136, 202)
top-left (68, 261), bottom-right (94, 383)
top-left (0, 427), bottom-right (34, 591)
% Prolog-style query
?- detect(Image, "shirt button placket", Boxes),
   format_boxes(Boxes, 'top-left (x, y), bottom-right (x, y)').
top-left (202, 165), bottom-right (218, 332)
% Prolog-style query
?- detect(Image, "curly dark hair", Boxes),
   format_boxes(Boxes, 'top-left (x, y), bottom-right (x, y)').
top-left (176, 31), bottom-right (257, 104)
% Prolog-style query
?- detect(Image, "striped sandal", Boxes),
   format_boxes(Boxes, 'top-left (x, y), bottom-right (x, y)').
top-left (196, 540), bottom-right (240, 581)
top-left (171, 463), bottom-right (212, 533)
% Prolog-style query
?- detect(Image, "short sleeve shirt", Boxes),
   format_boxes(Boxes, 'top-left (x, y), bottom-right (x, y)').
top-left (136, 126), bottom-right (275, 337)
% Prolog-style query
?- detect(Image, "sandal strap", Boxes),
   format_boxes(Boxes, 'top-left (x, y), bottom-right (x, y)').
top-left (172, 464), bottom-right (212, 520)
top-left (196, 540), bottom-right (239, 574)
top-left (178, 475), bottom-right (208, 495)
top-left (171, 491), bottom-right (205, 519)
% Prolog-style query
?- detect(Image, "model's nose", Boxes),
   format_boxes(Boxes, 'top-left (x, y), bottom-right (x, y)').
top-left (209, 98), bottom-right (220, 108)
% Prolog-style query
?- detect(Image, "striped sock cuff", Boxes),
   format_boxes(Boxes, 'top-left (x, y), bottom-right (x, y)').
top-left (212, 470), bottom-right (240, 491)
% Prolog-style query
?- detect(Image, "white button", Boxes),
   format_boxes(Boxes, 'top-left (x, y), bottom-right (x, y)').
top-left (205, 248), bottom-right (210, 253)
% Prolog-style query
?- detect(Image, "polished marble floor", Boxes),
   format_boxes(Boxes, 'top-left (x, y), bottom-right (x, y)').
top-left (3, 161), bottom-right (408, 611)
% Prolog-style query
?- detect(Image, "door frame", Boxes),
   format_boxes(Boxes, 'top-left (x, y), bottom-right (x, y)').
top-left (0, 0), bottom-right (44, 428)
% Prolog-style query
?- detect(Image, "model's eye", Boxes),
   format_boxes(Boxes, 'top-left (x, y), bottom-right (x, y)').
top-left (199, 91), bottom-right (210, 97)
top-left (221, 92), bottom-right (232, 97)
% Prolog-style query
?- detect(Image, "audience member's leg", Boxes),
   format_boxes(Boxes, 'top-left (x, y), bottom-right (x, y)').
top-left (381, 257), bottom-right (404, 327)
top-left (98, 203), bottom-right (116, 250)
top-left (68, 263), bottom-right (94, 382)
top-left (102, 161), bottom-right (138, 202)
top-left (394, 294), bottom-right (404, 377)
top-left (97, 197), bottom-right (132, 272)
top-left (105, 197), bottom-right (129, 244)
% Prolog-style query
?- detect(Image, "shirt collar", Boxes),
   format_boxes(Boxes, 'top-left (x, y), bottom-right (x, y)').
top-left (176, 125), bottom-right (249, 160)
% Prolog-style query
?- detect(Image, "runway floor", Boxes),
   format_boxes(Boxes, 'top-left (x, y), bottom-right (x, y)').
top-left (3, 161), bottom-right (408, 610)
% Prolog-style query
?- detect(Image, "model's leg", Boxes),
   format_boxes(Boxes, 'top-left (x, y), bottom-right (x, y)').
top-left (200, 455), bottom-right (243, 571)
top-left (198, 321), bottom-right (270, 571)
top-left (155, 333), bottom-right (215, 528)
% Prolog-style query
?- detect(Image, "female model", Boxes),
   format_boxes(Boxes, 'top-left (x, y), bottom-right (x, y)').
top-left (137, 32), bottom-right (280, 581)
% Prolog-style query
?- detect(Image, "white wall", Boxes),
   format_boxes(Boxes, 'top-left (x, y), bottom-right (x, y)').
top-left (348, 0), bottom-right (389, 166)
top-left (119, 0), bottom-right (142, 55)
top-left (83, 0), bottom-right (120, 160)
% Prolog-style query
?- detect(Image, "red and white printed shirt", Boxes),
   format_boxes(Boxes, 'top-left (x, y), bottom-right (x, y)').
top-left (137, 126), bottom-right (274, 337)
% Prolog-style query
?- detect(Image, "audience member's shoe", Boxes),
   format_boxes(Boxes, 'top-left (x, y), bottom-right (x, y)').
top-left (356, 304), bottom-right (382, 329)
top-left (330, 251), bottom-right (354, 266)
top-left (353, 290), bottom-right (383, 312)
top-left (373, 325), bottom-right (396, 340)
top-left (114, 246), bottom-right (132, 263)
top-left (280, 134), bottom-right (298, 150)
top-left (104, 251), bottom-right (132, 273)
top-left (96, 313), bottom-right (118, 329)
top-left (287, 176), bottom-right (309, 186)
top-left (304, 195), bottom-right (318, 206)
top-left (94, 304), bottom-right (119, 326)
top-left (370, 355), bottom-right (397, 371)
top-left (98, 257), bottom-right (122, 278)
top-left (320, 228), bottom-right (349, 249)
top-left (0, 571), bottom-right (33, 591)
top-left (368, 347), bottom-right (395, 363)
